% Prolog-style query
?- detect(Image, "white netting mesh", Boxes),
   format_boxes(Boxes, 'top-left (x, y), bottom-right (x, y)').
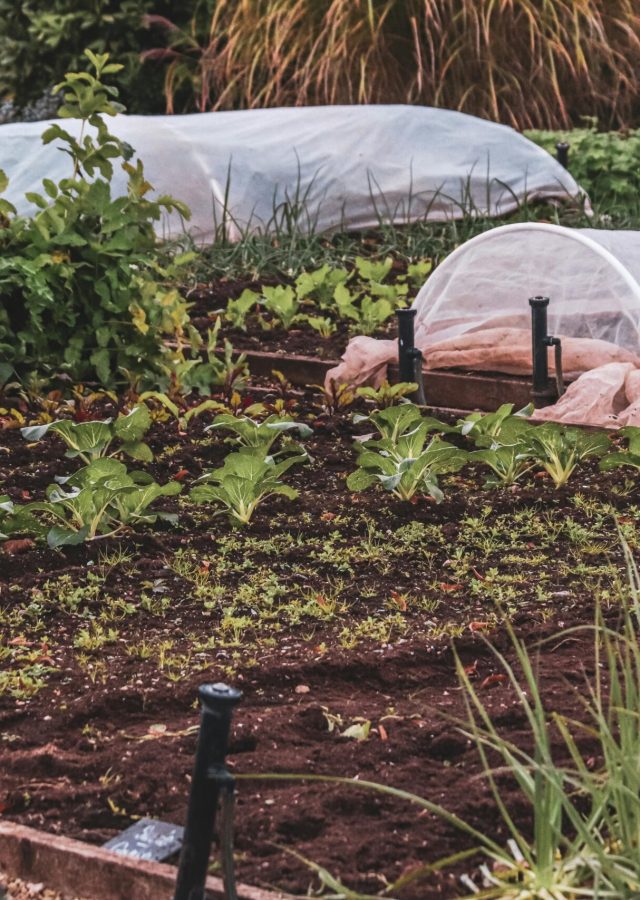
top-left (413, 224), bottom-right (640, 354)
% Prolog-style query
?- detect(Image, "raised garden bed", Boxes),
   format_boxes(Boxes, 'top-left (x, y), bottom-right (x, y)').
top-left (0, 387), bottom-right (636, 897)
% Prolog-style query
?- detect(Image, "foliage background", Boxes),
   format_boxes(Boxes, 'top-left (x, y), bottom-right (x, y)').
top-left (0, 0), bottom-right (203, 114)
top-left (2, 1), bottom-right (640, 130)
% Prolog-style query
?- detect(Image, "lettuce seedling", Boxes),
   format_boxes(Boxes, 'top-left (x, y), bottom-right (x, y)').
top-left (295, 265), bottom-right (350, 309)
top-left (260, 285), bottom-right (301, 329)
top-left (225, 289), bottom-right (259, 330)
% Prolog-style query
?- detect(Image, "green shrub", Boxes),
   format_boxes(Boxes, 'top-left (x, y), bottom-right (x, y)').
top-left (0, 50), bottom-right (193, 388)
top-left (0, 0), bottom-right (204, 114)
top-left (526, 126), bottom-right (640, 204)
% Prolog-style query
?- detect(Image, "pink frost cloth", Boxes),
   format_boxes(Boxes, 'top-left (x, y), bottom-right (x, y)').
top-left (325, 328), bottom-right (640, 427)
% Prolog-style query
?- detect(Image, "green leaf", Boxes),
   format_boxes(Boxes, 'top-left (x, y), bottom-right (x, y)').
top-left (47, 525), bottom-right (89, 548)
top-left (113, 405), bottom-right (152, 446)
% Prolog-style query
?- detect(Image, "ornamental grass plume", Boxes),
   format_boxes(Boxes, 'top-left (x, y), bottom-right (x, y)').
top-left (145, 0), bottom-right (640, 129)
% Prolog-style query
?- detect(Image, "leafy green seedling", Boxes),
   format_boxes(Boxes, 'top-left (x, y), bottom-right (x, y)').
top-left (349, 403), bottom-right (466, 502)
top-left (356, 381), bottom-right (418, 409)
top-left (303, 315), bottom-right (337, 337)
top-left (26, 458), bottom-right (181, 547)
top-left (522, 423), bottom-right (610, 488)
top-left (154, 318), bottom-right (249, 398)
top-left (260, 285), bottom-right (301, 329)
top-left (355, 256), bottom-right (393, 284)
top-left (599, 426), bottom-right (640, 472)
top-left (348, 438), bottom-right (467, 503)
top-left (190, 448), bottom-right (306, 525)
top-left (459, 403), bottom-right (533, 443)
top-left (0, 495), bottom-right (44, 541)
top-left (21, 404), bottom-right (153, 463)
top-left (472, 442), bottom-right (535, 488)
top-left (405, 259), bottom-right (432, 289)
top-left (354, 403), bottom-right (452, 447)
top-left (295, 265), bottom-right (350, 308)
top-left (225, 289), bottom-right (259, 330)
top-left (465, 411), bottom-right (535, 487)
top-left (205, 413), bottom-right (312, 457)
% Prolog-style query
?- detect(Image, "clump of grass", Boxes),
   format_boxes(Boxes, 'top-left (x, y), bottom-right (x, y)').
top-left (145, 0), bottom-right (640, 130)
top-left (188, 195), bottom-right (635, 283)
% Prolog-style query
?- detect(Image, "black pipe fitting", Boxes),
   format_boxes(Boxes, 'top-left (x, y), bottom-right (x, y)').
top-left (174, 683), bottom-right (242, 900)
top-left (396, 309), bottom-right (427, 404)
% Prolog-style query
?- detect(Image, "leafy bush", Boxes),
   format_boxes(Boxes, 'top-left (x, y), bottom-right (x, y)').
top-left (527, 126), bottom-right (640, 204)
top-left (0, 0), bottom-right (202, 114)
top-left (0, 51), bottom-right (192, 388)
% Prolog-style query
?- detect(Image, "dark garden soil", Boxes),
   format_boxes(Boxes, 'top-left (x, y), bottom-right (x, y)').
top-left (187, 278), bottom-right (397, 360)
top-left (0, 391), bottom-right (636, 898)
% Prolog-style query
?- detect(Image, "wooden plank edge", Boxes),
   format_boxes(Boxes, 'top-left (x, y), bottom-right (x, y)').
top-left (0, 821), bottom-right (292, 900)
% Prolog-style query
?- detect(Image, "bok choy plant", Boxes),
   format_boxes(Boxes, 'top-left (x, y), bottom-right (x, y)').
top-left (599, 425), bottom-right (640, 472)
top-left (463, 405), bottom-right (535, 487)
top-left (205, 413), bottom-right (312, 457)
top-left (0, 495), bottom-right (43, 541)
top-left (21, 404), bottom-right (153, 464)
top-left (521, 423), bottom-right (610, 488)
top-left (347, 404), bottom-right (466, 502)
top-left (24, 458), bottom-right (181, 547)
top-left (190, 448), bottom-right (306, 525)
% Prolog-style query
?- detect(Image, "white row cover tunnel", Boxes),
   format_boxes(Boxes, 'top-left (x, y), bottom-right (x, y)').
top-left (1, 105), bottom-right (582, 241)
top-left (329, 224), bottom-right (640, 426)
top-left (413, 223), bottom-right (640, 355)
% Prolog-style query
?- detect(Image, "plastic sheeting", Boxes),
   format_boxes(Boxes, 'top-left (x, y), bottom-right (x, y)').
top-left (0, 105), bottom-right (582, 242)
top-left (414, 223), bottom-right (640, 354)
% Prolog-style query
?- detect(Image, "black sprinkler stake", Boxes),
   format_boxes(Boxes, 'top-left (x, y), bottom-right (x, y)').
top-left (173, 683), bottom-right (242, 900)
top-left (397, 308), bottom-right (418, 385)
top-left (396, 308), bottom-right (427, 404)
top-left (556, 142), bottom-right (570, 169)
top-left (529, 296), bottom-right (563, 407)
